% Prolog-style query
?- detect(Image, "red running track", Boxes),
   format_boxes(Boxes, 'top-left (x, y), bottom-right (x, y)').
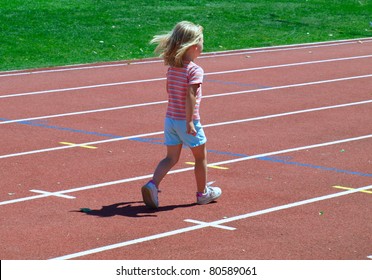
top-left (0, 38), bottom-right (371, 260)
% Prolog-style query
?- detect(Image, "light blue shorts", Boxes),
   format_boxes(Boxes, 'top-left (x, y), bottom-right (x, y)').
top-left (164, 118), bottom-right (207, 147)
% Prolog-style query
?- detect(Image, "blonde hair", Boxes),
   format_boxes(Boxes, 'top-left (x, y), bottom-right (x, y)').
top-left (150, 21), bottom-right (203, 67)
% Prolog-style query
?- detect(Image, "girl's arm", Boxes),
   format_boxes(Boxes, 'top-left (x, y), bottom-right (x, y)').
top-left (186, 83), bottom-right (200, 136)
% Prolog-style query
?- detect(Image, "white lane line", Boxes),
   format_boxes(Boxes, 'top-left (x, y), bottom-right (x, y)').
top-left (0, 77), bottom-right (165, 99)
top-left (0, 173), bottom-right (155, 206)
top-left (203, 100), bottom-right (372, 127)
top-left (1, 37), bottom-right (371, 77)
top-left (0, 130), bottom-right (164, 159)
top-left (202, 38), bottom-right (372, 58)
top-left (52, 224), bottom-right (206, 260)
top-left (0, 100), bottom-right (167, 125)
top-left (1, 134), bottom-right (371, 206)
top-left (51, 184), bottom-right (372, 260)
top-left (1, 99), bottom-right (371, 159)
top-left (1, 73), bottom-right (372, 125)
top-left (205, 54), bottom-right (372, 76)
top-left (203, 74), bottom-right (372, 99)
top-left (2, 54), bottom-right (372, 99)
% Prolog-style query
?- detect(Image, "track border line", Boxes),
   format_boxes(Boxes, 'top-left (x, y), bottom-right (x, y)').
top-left (1, 37), bottom-right (371, 77)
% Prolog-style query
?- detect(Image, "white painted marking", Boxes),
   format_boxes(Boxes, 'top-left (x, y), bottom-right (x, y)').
top-left (29, 190), bottom-right (76, 199)
top-left (0, 77), bottom-right (165, 99)
top-left (1, 134), bottom-right (371, 206)
top-left (184, 219), bottom-right (236, 230)
top-left (0, 131), bottom-right (164, 159)
top-left (218, 185), bottom-right (372, 225)
top-left (0, 100), bottom-right (167, 125)
top-left (51, 224), bottom-right (205, 260)
top-left (0, 173), bottom-right (155, 206)
top-left (1, 37), bottom-right (371, 77)
top-left (206, 134), bottom-right (372, 169)
top-left (2, 54), bottom-right (372, 99)
top-left (1, 74), bottom-right (372, 125)
top-left (204, 74), bottom-right (372, 99)
top-left (51, 184), bottom-right (372, 259)
top-left (203, 100), bottom-right (372, 128)
top-left (1, 99), bottom-right (371, 159)
top-left (205, 54), bottom-right (372, 76)
top-left (201, 38), bottom-right (372, 58)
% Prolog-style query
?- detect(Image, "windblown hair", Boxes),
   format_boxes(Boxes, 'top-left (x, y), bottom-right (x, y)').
top-left (150, 21), bottom-right (203, 67)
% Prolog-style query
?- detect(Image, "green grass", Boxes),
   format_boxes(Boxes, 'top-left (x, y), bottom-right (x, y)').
top-left (1, 0), bottom-right (371, 71)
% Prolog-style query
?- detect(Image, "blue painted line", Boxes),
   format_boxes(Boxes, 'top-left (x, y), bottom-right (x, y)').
top-left (208, 151), bottom-right (372, 177)
top-left (3, 116), bottom-right (371, 178)
top-left (128, 137), bottom-right (164, 145)
top-left (1, 118), bottom-right (123, 139)
top-left (204, 78), bottom-right (271, 89)
top-left (207, 149), bottom-right (249, 158)
top-left (258, 156), bottom-right (372, 177)
top-left (25, 121), bottom-right (123, 139)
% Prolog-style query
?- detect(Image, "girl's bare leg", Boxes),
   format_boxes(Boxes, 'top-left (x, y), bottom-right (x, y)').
top-left (191, 144), bottom-right (207, 193)
top-left (152, 144), bottom-right (183, 187)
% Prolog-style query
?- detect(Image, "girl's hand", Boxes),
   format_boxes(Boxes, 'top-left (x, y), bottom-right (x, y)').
top-left (187, 121), bottom-right (197, 136)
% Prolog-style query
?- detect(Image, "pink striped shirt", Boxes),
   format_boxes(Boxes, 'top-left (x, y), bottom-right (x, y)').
top-left (166, 61), bottom-right (204, 120)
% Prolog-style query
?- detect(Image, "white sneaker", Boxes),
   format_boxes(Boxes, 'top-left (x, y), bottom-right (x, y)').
top-left (141, 181), bottom-right (159, 209)
top-left (196, 185), bottom-right (222, 205)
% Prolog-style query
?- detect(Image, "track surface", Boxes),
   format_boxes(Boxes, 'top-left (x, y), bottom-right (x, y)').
top-left (0, 39), bottom-right (371, 260)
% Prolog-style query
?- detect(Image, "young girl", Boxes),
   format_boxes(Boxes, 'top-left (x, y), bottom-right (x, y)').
top-left (141, 21), bottom-right (221, 209)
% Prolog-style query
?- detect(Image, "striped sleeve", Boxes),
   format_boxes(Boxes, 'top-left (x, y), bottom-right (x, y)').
top-left (188, 64), bottom-right (204, 85)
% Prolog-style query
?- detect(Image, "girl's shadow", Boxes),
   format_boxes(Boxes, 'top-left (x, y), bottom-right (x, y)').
top-left (73, 201), bottom-right (197, 218)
